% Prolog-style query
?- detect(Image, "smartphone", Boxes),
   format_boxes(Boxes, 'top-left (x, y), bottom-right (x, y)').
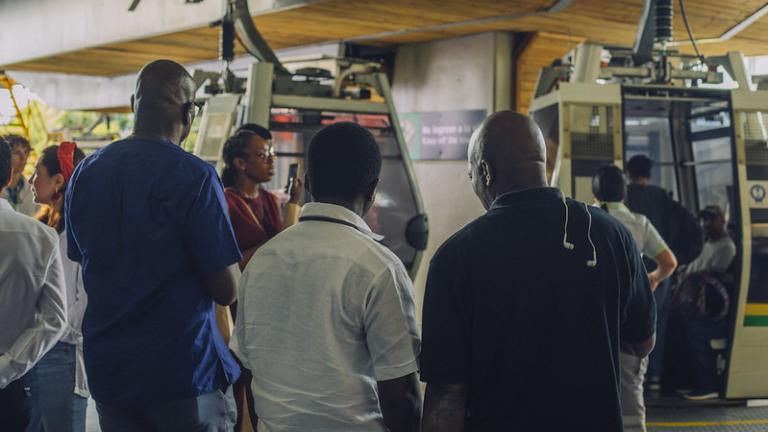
top-left (285, 162), bottom-right (299, 194)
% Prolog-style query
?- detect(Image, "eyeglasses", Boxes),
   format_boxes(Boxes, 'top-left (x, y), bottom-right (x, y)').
top-left (247, 147), bottom-right (276, 162)
top-left (193, 101), bottom-right (205, 117)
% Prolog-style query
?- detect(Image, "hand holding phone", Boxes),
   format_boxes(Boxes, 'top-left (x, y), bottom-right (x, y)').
top-left (286, 162), bottom-right (303, 205)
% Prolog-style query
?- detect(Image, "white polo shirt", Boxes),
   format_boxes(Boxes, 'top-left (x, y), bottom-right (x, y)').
top-left (0, 197), bottom-right (67, 388)
top-left (602, 202), bottom-right (668, 258)
top-left (233, 202), bottom-right (420, 432)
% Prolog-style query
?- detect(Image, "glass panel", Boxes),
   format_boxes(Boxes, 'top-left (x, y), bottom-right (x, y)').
top-left (692, 137), bottom-right (733, 212)
top-left (689, 106), bottom-right (730, 133)
top-left (268, 108), bottom-right (419, 268)
top-left (624, 116), bottom-right (679, 200)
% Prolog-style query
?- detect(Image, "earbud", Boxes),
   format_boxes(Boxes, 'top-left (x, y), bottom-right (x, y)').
top-left (561, 193), bottom-right (574, 250)
top-left (584, 202), bottom-right (598, 268)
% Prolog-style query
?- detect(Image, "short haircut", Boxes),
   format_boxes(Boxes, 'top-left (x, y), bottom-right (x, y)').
top-left (3, 134), bottom-right (31, 153)
top-left (0, 137), bottom-right (11, 187)
top-left (592, 164), bottom-right (626, 202)
top-left (236, 123), bottom-right (272, 141)
top-left (626, 155), bottom-right (653, 179)
top-left (307, 122), bottom-right (381, 201)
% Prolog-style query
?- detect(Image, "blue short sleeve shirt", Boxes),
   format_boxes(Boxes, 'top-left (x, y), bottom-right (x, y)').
top-left (66, 137), bottom-right (242, 403)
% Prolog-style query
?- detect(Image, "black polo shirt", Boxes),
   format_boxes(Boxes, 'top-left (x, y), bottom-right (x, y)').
top-left (420, 187), bottom-right (655, 432)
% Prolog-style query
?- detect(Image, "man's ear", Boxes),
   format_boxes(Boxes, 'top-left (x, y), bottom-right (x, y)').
top-left (182, 103), bottom-right (193, 127)
top-left (130, 94), bottom-right (136, 114)
top-left (304, 172), bottom-right (312, 195)
top-left (480, 159), bottom-right (493, 187)
top-left (365, 178), bottom-right (380, 203)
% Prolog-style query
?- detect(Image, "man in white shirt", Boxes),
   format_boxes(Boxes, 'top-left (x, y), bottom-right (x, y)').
top-left (670, 204), bottom-right (736, 401)
top-left (593, 165), bottom-right (678, 432)
top-left (233, 122), bottom-right (421, 432)
top-left (680, 205), bottom-right (736, 278)
top-left (0, 137), bottom-right (68, 431)
top-left (2, 135), bottom-right (39, 217)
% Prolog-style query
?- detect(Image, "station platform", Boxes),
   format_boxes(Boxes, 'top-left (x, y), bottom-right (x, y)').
top-left (648, 402), bottom-right (768, 431)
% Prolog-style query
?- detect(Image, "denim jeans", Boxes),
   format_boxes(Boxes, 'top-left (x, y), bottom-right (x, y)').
top-left (0, 372), bottom-right (39, 432)
top-left (96, 386), bottom-right (237, 432)
top-left (30, 341), bottom-right (88, 432)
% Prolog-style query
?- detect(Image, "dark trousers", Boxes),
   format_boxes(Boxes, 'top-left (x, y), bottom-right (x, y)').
top-left (666, 307), bottom-right (727, 391)
top-left (0, 373), bottom-right (40, 432)
top-left (96, 386), bottom-right (236, 432)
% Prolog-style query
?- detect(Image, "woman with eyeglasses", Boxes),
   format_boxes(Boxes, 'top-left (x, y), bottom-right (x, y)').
top-left (219, 123), bottom-right (303, 432)
top-left (221, 124), bottom-right (303, 271)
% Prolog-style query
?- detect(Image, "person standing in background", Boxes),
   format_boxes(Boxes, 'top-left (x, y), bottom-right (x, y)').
top-left (30, 142), bottom-right (89, 432)
top-left (65, 60), bottom-right (241, 431)
top-left (592, 164), bottom-right (677, 432)
top-left (234, 122), bottom-right (422, 432)
top-left (625, 155), bottom-right (702, 389)
top-left (219, 124), bottom-right (304, 432)
top-left (221, 124), bottom-right (303, 273)
top-left (2, 134), bottom-right (40, 216)
top-left (0, 136), bottom-right (68, 432)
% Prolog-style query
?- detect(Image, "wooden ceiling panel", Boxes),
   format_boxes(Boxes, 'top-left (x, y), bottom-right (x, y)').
top-left (2, 0), bottom-right (767, 76)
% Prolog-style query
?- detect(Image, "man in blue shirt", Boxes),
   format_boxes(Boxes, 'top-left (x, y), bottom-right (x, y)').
top-left (66, 60), bottom-right (242, 431)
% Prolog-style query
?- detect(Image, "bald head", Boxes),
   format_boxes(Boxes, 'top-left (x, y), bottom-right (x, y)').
top-left (468, 111), bottom-right (549, 209)
top-left (131, 60), bottom-right (197, 144)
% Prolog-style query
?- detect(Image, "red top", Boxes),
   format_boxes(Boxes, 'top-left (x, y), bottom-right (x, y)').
top-left (224, 188), bottom-right (283, 259)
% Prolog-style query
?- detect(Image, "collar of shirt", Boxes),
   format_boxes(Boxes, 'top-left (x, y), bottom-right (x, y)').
top-left (299, 202), bottom-right (384, 242)
top-left (597, 201), bottom-right (629, 212)
top-left (0, 198), bottom-right (13, 212)
top-left (490, 187), bottom-right (562, 210)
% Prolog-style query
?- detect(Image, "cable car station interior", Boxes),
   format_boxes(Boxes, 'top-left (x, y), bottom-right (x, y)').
top-left (3, 0), bottom-right (768, 431)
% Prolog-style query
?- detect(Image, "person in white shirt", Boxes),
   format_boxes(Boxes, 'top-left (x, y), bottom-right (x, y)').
top-left (0, 136), bottom-right (68, 431)
top-left (2, 135), bottom-right (40, 217)
top-left (233, 122), bottom-right (421, 432)
top-left (669, 204), bottom-right (736, 401)
top-left (29, 142), bottom-right (89, 432)
top-left (680, 205), bottom-right (736, 279)
top-left (593, 165), bottom-right (678, 432)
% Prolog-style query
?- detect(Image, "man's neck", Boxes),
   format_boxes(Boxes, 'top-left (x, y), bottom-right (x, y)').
top-left (131, 123), bottom-right (181, 146)
top-left (314, 197), bottom-right (365, 218)
top-left (631, 177), bottom-right (650, 186)
top-left (708, 231), bottom-right (727, 242)
top-left (493, 179), bottom-right (548, 201)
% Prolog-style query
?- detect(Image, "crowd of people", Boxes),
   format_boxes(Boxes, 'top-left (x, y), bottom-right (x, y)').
top-left (0, 58), bottom-right (737, 432)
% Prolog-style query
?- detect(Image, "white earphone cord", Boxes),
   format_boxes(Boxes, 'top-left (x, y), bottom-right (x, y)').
top-left (561, 194), bottom-right (574, 250)
top-left (561, 193), bottom-right (597, 268)
top-left (584, 202), bottom-right (597, 268)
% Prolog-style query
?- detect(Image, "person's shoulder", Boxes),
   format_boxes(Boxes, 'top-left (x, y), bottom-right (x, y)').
top-left (585, 203), bottom-right (632, 242)
top-left (430, 216), bottom-right (485, 266)
top-left (0, 209), bottom-right (59, 247)
top-left (628, 183), bottom-right (672, 198)
top-left (719, 235), bottom-right (737, 251)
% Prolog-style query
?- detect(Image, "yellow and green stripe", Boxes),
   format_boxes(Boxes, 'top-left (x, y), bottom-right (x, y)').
top-left (745, 303), bottom-right (768, 326)
top-left (648, 418), bottom-right (768, 428)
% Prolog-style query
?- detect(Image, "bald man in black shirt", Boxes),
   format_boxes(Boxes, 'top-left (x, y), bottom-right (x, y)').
top-left (420, 111), bottom-right (656, 432)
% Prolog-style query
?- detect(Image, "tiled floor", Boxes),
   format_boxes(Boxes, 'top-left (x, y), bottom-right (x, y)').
top-left (648, 405), bottom-right (768, 431)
